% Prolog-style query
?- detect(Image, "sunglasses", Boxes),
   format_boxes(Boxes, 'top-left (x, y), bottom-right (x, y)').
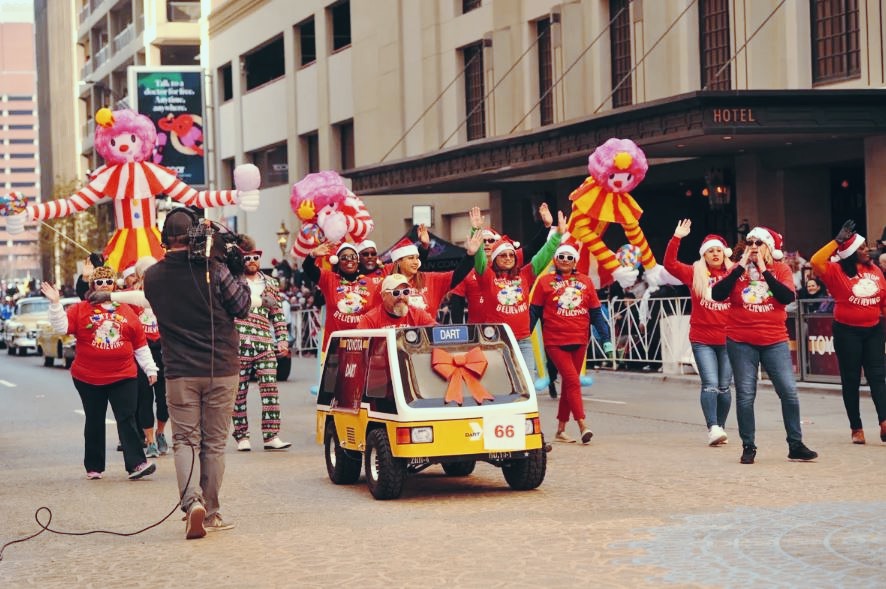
top-left (385, 288), bottom-right (412, 297)
top-left (359, 250), bottom-right (378, 257)
top-left (483, 238), bottom-right (497, 245)
top-left (497, 251), bottom-right (516, 258)
top-left (338, 254), bottom-right (358, 262)
top-left (746, 240), bottom-right (765, 247)
top-left (93, 278), bottom-right (115, 286)
top-left (243, 254), bottom-right (261, 262)
top-left (556, 254), bottom-right (576, 262)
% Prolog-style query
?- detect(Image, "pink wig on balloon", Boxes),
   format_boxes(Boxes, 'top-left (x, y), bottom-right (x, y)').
top-left (587, 137), bottom-right (648, 193)
top-left (290, 171), bottom-right (353, 221)
top-left (94, 110), bottom-right (157, 165)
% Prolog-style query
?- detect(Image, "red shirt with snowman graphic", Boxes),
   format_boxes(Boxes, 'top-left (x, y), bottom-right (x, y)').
top-left (130, 304), bottom-right (160, 342)
top-left (477, 264), bottom-right (537, 339)
top-left (530, 271), bottom-right (600, 347)
top-left (722, 261), bottom-right (794, 346)
top-left (818, 262), bottom-right (886, 327)
top-left (317, 269), bottom-right (378, 351)
top-left (66, 301), bottom-right (147, 385)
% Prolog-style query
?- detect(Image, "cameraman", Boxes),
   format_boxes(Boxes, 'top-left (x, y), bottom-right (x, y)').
top-left (143, 209), bottom-right (251, 540)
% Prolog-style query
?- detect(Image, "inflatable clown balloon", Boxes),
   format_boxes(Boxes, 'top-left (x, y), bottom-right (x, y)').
top-left (1, 108), bottom-right (261, 271)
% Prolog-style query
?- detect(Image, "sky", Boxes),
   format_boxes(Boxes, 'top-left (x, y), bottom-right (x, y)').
top-left (0, 0), bottom-right (34, 24)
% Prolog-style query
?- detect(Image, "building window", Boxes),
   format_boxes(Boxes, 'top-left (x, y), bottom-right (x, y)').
top-left (301, 132), bottom-right (319, 174)
top-left (167, 0), bottom-right (200, 22)
top-left (7, 95), bottom-right (31, 101)
top-left (699, 0), bottom-right (731, 90)
top-left (462, 42), bottom-right (486, 141)
top-left (9, 139), bottom-right (35, 144)
top-left (335, 119), bottom-right (355, 170)
top-left (8, 110), bottom-right (33, 116)
top-left (11, 168), bottom-right (36, 173)
top-left (159, 45), bottom-right (199, 65)
top-left (462, 0), bottom-right (481, 13)
top-left (609, 0), bottom-right (632, 108)
top-left (329, 2), bottom-right (351, 52)
top-left (219, 63), bottom-right (233, 102)
top-left (9, 125), bottom-right (32, 130)
top-left (811, 0), bottom-right (860, 83)
top-left (244, 35), bottom-right (285, 91)
top-left (536, 17), bottom-right (554, 126)
top-left (296, 17), bottom-right (316, 66)
top-left (247, 143), bottom-right (288, 187)
top-left (9, 153), bottom-right (35, 158)
top-left (221, 158), bottom-right (234, 188)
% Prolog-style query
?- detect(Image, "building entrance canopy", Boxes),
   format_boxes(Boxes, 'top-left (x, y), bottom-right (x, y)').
top-left (345, 90), bottom-right (886, 195)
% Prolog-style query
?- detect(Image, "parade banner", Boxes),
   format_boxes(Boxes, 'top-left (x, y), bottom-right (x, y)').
top-left (128, 66), bottom-right (206, 186)
top-left (804, 315), bottom-right (840, 377)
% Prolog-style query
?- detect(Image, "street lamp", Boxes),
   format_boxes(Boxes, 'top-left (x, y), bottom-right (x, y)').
top-left (276, 222), bottom-right (290, 257)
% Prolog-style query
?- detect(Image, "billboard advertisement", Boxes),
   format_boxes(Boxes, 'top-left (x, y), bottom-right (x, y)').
top-left (129, 66), bottom-right (206, 186)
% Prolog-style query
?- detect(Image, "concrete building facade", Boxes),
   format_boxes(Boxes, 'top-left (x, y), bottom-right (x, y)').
top-left (206, 0), bottom-right (886, 264)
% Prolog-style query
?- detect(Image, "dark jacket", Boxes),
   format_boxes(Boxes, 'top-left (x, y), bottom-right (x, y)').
top-left (143, 251), bottom-right (251, 378)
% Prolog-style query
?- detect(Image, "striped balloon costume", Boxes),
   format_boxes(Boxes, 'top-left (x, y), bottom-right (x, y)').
top-left (565, 138), bottom-right (655, 286)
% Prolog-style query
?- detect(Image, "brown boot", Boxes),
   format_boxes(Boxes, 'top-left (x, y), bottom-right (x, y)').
top-left (851, 429), bottom-right (865, 444)
top-left (880, 420), bottom-right (886, 443)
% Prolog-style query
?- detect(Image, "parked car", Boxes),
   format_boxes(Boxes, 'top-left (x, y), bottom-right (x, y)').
top-left (4, 296), bottom-right (51, 356)
top-left (317, 323), bottom-right (546, 500)
top-left (36, 297), bottom-right (80, 368)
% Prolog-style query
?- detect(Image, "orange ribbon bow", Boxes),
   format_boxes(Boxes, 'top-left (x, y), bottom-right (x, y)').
top-left (431, 347), bottom-right (494, 406)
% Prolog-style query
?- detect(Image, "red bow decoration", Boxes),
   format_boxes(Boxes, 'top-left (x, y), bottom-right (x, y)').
top-left (431, 347), bottom-right (494, 406)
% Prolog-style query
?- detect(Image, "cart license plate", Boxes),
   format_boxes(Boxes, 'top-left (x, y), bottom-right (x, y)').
top-left (488, 451), bottom-right (511, 460)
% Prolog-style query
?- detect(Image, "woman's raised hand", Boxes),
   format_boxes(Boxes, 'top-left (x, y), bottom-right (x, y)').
top-left (674, 219), bottom-right (691, 238)
top-left (40, 281), bottom-right (60, 304)
top-left (465, 227), bottom-right (484, 255)
top-left (557, 210), bottom-right (568, 235)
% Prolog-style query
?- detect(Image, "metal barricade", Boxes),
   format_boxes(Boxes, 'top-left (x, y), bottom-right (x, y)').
top-left (290, 308), bottom-right (321, 356)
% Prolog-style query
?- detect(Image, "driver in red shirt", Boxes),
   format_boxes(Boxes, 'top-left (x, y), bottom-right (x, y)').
top-left (357, 274), bottom-right (436, 329)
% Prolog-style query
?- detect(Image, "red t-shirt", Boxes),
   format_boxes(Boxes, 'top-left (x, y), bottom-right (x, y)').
top-left (476, 264), bottom-right (536, 339)
top-left (131, 304), bottom-right (160, 342)
top-left (818, 262), bottom-right (886, 327)
top-left (721, 261), bottom-right (794, 345)
top-left (318, 269), bottom-right (378, 349)
top-left (357, 305), bottom-right (436, 329)
top-left (67, 301), bottom-right (147, 385)
top-left (368, 271), bottom-right (452, 316)
top-left (529, 271), bottom-right (600, 347)
top-left (449, 270), bottom-right (487, 323)
top-left (663, 236), bottom-right (731, 345)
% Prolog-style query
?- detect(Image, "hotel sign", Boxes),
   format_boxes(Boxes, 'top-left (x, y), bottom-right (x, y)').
top-left (710, 107), bottom-right (758, 124)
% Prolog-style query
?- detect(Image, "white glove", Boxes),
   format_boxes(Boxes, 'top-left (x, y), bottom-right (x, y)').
top-left (5, 211), bottom-right (27, 234)
top-left (612, 265), bottom-right (638, 289)
top-left (237, 189), bottom-right (260, 212)
top-left (643, 264), bottom-right (682, 289)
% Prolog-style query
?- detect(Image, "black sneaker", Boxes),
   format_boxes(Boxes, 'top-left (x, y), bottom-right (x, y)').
top-left (788, 442), bottom-right (818, 462)
top-left (740, 445), bottom-right (756, 464)
top-left (548, 386), bottom-right (558, 399)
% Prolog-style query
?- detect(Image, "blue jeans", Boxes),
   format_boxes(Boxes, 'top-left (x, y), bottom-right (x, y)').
top-left (691, 342), bottom-right (732, 429)
top-left (517, 337), bottom-right (537, 380)
top-left (726, 339), bottom-right (803, 448)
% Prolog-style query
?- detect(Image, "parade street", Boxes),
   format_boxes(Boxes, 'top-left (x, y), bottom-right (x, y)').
top-left (1, 351), bottom-right (884, 589)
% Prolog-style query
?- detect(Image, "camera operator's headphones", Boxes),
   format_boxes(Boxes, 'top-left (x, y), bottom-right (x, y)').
top-left (160, 206), bottom-right (203, 248)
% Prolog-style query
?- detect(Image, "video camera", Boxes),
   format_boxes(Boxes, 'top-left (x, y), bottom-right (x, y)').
top-left (187, 219), bottom-right (245, 276)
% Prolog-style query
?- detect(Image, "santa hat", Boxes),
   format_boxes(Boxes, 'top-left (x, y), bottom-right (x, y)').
top-left (481, 228), bottom-right (501, 241)
top-left (698, 234), bottom-right (733, 258)
top-left (120, 263), bottom-right (137, 280)
top-left (489, 236), bottom-right (520, 261)
top-left (835, 232), bottom-right (866, 259)
top-left (329, 242), bottom-right (357, 265)
top-left (747, 226), bottom-right (784, 260)
top-left (555, 240), bottom-right (581, 261)
top-left (390, 237), bottom-right (419, 262)
top-left (134, 256), bottom-right (158, 278)
top-left (355, 240), bottom-right (377, 253)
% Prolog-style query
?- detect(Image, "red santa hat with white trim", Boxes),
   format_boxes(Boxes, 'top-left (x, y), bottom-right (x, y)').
top-left (355, 239), bottom-right (377, 253)
top-left (835, 232), bottom-right (866, 259)
top-left (489, 235), bottom-right (520, 261)
top-left (329, 242), bottom-right (357, 265)
top-left (390, 237), bottom-right (419, 262)
top-left (746, 226), bottom-right (784, 260)
top-left (555, 238), bottom-right (581, 261)
top-left (698, 234), bottom-right (732, 258)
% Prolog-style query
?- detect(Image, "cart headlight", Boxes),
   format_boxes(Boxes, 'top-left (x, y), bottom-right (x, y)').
top-left (481, 325), bottom-right (498, 341)
top-left (396, 426), bottom-right (434, 444)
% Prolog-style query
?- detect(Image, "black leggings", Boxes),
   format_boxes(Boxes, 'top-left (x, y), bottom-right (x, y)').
top-left (832, 320), bottom-right (886, 430)
top-left (73, 377), bottom-right (145, 473)
top-left (136, 342), bottom-right (168, 429)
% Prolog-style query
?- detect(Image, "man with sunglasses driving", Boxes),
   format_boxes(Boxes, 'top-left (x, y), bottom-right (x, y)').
top-left (357, 274), bottom-right (436, 329)
top-left (232, 235), bottom-right (291, 452)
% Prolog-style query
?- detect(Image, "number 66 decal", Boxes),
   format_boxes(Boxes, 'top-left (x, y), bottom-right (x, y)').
top-left (483, 415), bottom-right (525, 450)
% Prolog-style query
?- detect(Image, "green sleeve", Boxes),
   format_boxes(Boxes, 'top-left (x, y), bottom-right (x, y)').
top-left (530, 231), bottom-right (563, 276)
top-left (475, 246), bottom-right (487, 275)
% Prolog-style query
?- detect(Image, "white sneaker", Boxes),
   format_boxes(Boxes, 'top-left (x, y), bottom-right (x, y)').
top-left (236, 438), bottom-right (251, 452)
top-left (263, 436), bottom-right (292, 450)
top-left (708, 425), bottom-right (727, 446)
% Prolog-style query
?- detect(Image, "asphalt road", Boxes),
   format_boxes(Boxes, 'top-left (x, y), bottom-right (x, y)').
top-left (1, 349), bottom-right (884, 588)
